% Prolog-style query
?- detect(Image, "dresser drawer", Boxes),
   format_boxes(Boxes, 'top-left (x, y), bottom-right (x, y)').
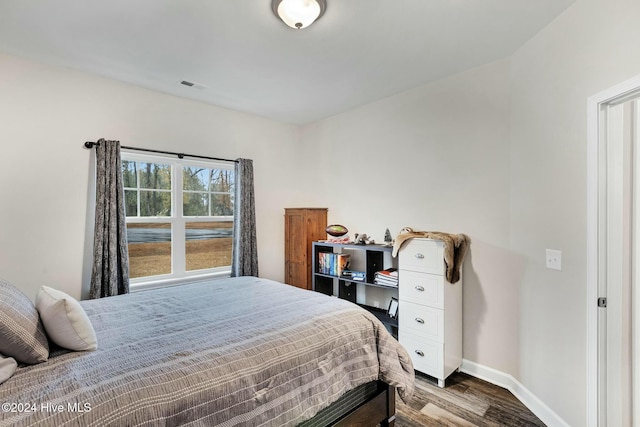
top-left (399, 331), bottom-right (443, 378)
top-left (398, 270), bottom-right (444, 309)
top-left (398, 301), bottom-right (443, 342)
top-left (398, 238), bottom-right (445, 275)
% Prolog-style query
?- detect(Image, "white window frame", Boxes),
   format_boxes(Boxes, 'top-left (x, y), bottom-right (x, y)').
top-left (122, 151), bottom-right (234, 290)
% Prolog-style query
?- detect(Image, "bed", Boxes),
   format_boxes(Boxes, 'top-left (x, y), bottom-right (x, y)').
top-left (0, 276), bottom-right (414, 426)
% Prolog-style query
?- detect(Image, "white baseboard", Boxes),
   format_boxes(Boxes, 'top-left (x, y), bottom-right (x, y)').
top-left (460, 359), bottom-right (570, 427)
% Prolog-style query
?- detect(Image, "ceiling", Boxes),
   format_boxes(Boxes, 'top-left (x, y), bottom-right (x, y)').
top-left (0, 0), bottom-right (574, 124)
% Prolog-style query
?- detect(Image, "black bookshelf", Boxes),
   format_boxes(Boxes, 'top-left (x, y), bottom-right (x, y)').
top-left (311, 241), bottom-right (398, 338)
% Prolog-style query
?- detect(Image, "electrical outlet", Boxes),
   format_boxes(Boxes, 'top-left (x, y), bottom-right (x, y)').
top-left (546, 249), bottom-right (562, 271)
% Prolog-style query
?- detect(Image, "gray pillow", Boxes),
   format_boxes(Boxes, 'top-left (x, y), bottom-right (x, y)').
top-left (0, 354), bottom-right (17, 384)
top-left (0, 279), bottom-right (49, 364)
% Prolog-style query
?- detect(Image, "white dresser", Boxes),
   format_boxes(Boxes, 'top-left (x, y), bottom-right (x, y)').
top-left (398, 238), bottom-right (462, 387)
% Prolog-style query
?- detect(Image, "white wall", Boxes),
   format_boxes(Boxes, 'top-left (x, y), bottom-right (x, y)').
top-left (0, 52), bottom-right (302, 301)
top-left (298, 1), bottom-right (640, 423)
top-left (509, 0), bottom-right (640, 425)
top-left (300, 59), bottom-right (521, 377)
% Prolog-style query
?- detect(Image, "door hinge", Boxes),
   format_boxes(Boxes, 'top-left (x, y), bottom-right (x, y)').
top-left (598, 297), bottom-right (607, 308)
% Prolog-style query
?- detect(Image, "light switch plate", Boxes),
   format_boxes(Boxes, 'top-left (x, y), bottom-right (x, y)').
top-left (546, 249), bottom-right (562, 271)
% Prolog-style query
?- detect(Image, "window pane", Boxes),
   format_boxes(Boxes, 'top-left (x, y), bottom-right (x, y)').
top-left (183, 167), bottom-right (209, 191)
top-left (127, 223), bottom-right (171, 278)
top-left (210, 169), bottom-right (234, 192)
top-left (122, 161), bottom-right (137, 188)
top-left (124, 190), bottom-right (138, 216)
top-left (211, 193), bottom-right (233, 216)
top-left (121, 154), bottom-right (235, 283)
top-left (139, 162), bottom-right (171, 190)
top-left (140, 190), bottom-right (171, 216)
top-left (185, 221), bottom-right (233, 271)
top-left (183, 193), bottom-right (209, 216)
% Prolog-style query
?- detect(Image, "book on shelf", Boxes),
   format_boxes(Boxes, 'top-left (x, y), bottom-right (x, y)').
top-left (318, 253), bottom-right (350, 276)
top-left (336, 254), bottom-right (350, 276)
top-left (374, 278), bottom-right (398, 287)
top-left (376, 268), bottom-right (398, 278)
top-left (373, 268), bottom-right (398, 287)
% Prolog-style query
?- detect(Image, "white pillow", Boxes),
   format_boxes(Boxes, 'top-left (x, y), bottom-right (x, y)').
top-left (35, 286), bottom-right (97, 351)
top-left (0, 354), bottom-right (17, 384)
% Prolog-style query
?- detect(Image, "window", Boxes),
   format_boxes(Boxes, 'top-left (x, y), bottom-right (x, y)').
top-left (121, 152), bottom-right (234, 285)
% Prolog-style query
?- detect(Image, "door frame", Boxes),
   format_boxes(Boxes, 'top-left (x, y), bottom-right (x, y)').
top-left (587, 74), bottom-right (640, 426)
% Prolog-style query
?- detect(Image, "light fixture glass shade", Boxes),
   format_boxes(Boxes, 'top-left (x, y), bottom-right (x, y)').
top-left (272, 0), bottom-right (326, 29)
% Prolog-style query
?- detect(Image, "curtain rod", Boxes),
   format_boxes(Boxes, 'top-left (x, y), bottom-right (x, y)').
top-left (84, 141), bottom-right (238, 163)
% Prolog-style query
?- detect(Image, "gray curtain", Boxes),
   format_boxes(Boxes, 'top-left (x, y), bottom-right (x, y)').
top-left (89, 139), bottom-right (130, 298)
top-left (231, 158), bottom-right (258, 277)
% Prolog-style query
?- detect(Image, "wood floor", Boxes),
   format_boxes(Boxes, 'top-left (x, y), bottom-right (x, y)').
top-left (394, 372), bottom-right (546, 427)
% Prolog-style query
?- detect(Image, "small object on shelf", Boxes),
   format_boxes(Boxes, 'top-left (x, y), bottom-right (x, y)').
top-left (384, 228), bottom-right (393, 246)
top-left (387, 297), bottom-right (399, 319)
top-left (354, 233), bottom-right (375, 245)
top-left (327, 235), bottom-right (350, 244)
top-left (326, 224), bottom-right (348, 237)
top-left (341, 270), bottom-right (366, 281)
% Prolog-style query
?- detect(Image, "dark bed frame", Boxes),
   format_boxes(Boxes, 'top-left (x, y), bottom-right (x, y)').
top-left (333, 382), bottom-right (396, 427)
top-left (297, 380), bottom-right (395, 427)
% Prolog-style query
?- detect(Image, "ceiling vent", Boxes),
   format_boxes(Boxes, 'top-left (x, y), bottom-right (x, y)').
top-left (180, 80), bottom-right (208, 90)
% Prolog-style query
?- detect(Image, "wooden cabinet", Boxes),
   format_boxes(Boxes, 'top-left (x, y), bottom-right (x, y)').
top-left (284, 208), bottom-right (327, 290)
top-left (398, 238), bottom-right (462, 388)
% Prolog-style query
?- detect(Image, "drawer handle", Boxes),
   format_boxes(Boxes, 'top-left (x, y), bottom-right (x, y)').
top-left (415, 253), bottom-right (425, 259)
top-left (415, 350), bottom-right (425, 357)
top-left (415, 317), bottom-right (425, 324)
top-left (414, 285), bottom-right (425, 292)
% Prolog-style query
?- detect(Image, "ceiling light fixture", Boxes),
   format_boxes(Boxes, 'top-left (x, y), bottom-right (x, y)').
top-left (271, 0), bottom-right (326, 30)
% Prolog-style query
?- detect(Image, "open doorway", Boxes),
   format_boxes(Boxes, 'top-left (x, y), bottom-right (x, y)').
top-left (587, 77), bottom-right (640, 426)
